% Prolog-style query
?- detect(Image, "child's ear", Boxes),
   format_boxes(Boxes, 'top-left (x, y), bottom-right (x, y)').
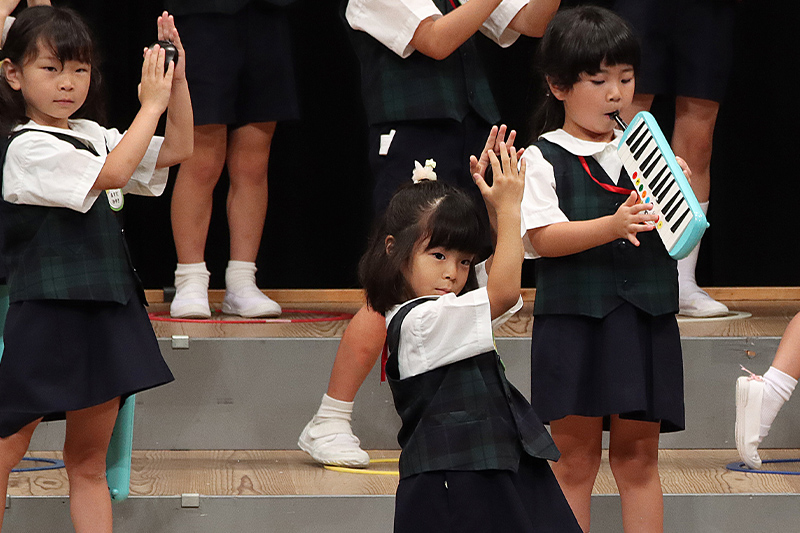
top-left (385, 235), bottom-right (395, 255)
top-left (546, 76), bottom-right (567, 102)
top-left (2, 60), bottom-right (22, 91)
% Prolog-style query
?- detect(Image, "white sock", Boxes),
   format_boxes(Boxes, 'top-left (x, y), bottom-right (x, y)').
top-left (760, 366), bottom-right (798, 441)
top-left (314, 394), bottom-right (354, 423)
top-left (678, 201), bottom-right (708, 294)
top-left (174, 262), bottom-right (210, 292)
top-left (225, 260), bottom-right (259, 293)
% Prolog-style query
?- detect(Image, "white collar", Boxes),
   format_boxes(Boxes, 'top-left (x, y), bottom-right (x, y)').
top-left (14, 119), bottom-right (101, 146)
top-left (540, 128), bottom-right (622, 157)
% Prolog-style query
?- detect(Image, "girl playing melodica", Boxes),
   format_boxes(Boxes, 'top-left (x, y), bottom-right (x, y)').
top-left (521, 6), bottom-right (690, 532)
top-left (360, 144), bottom-right (581, 532)
top-left (0, 6), bottom-right (192, 531)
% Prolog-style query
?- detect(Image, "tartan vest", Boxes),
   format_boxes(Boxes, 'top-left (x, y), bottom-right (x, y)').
top-left (386, 297), bottom-right (560, 479)
top-left (0, 130), bottom-right (142, 304)
top-left (344, 0), bottom-right (500, 126)
top-left (532, 140), bottom-right (678, 318)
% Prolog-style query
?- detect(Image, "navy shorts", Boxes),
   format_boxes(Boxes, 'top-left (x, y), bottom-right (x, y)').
top-left (176, 3), bottom-right (300, 126)
top-left (614, 0), bottom-right (737, 103)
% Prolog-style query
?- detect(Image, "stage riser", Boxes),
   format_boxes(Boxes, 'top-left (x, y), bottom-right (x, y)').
top-left (28, 337), bottom-right (794, 450)
top-left (4, 494), bottom-right (798, 533)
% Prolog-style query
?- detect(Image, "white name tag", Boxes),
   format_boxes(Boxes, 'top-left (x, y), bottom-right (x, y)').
top-left (379, 129), bottom-right (397, 156)
top-left (107, 189), bottom-right (124, 211)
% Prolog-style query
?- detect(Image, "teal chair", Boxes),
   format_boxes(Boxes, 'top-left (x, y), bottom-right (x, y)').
top-left (0, 284), bottom-right (134, 501)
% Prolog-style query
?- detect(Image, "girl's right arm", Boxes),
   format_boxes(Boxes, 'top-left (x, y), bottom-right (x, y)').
top-left (91, 45), bottom-right (174, 191)
top-left (527, 191), bottom-right (657, 257)
top-left (473, 143), bottom-right (525, 320)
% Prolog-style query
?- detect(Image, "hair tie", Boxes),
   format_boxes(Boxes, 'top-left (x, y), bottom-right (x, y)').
top-left (411, 159), bottom-right (437, 183)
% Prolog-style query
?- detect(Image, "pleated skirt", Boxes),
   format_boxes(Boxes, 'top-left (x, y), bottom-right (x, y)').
top-left (0, 294), bottom-right (174, 437)
top-left (530, 302), bottom-right (685, 433)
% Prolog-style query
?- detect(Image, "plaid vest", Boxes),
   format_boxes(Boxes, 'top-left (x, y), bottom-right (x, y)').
top-left (0, 130), bottom-right (141, 304)
top-left (345, 0), bottom-right (500, 126)
top-left (386, 298), bottom-right (560, 479)
top-left (533, 140), bottom-right (678, 318)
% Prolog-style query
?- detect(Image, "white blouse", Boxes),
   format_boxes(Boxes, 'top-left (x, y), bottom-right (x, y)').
top-left (2, 119), bottom-right (167, 213)
top-left (345, 0), bottom-right (527, 58)
top-left (386, 286), bottom-right (523, 380)
top-left (520, 128), bottom-right (625, 259)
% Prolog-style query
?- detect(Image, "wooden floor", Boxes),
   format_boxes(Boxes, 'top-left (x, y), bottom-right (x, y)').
top-left (10, 449), bottom-right (800, 498)
top-left (146, 288), bottom-right (800, 339)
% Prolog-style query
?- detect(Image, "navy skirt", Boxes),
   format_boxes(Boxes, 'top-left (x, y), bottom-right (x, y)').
top-left (394, 454), bottom-right (581, 533)
top-left (530, 302), bottom-right (685, 433)
top-left (0, 294), bottom-right (174, 437)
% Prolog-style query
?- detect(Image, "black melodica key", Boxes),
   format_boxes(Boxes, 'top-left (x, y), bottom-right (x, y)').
top-left (661, 188), bottom-right (682, 221)
top-left (642, 151), bottom-right (662, 178)
top-left (670, 207), bottom-right (691, 233)
top-left (640, 145), bottom-right (659, 172)
top-left (649, 165), bottom-right (671, 194)
top-left (627, 121), bottom-right (649, 154)
top-left (634, 137), bottom-right (653, 161)
top-left (665, 192), bottom-right (686, 221)
top-left (651, 168), bottom-right (673, 199)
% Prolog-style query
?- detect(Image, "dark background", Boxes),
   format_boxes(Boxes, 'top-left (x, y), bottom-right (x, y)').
top-left (16, 0), bottom-right (798, 290)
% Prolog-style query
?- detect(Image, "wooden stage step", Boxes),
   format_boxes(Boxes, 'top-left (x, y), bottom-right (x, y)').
top-left (10, 449), bottom-right (800, 498)
top-left (145, 288), bottom-right (800, 339)
top-left (7, 450), bottom-right (800, 533)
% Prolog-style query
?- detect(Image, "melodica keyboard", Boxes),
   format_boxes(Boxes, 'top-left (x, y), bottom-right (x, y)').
top-left (615, 111), bottom-right (709, 260)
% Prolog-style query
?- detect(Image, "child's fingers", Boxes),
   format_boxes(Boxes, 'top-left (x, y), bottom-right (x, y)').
top-left (506, 129), bottom-right (516, 151)
top-left (473, 172), bottom-right (490, 196)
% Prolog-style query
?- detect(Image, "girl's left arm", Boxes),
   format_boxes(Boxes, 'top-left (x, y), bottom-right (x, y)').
top-left (507, 0), bottom-right (560, 38)
top-left (154, 11), bottom-right (193, 169)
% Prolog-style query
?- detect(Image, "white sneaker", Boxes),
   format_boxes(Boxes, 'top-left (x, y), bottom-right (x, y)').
top-left (222, 286), bottom-right (281, 318)
top-left (170, 283), bottom-right (211, 319)
top-left (298, 418), bottom-right (370, 468)
top-left (679, 288), bottom-right (729, 317)
top-left (736, 376), bottom-right (764, 469)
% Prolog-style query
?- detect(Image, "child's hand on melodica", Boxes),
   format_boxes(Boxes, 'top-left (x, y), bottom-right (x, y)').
top-left (612, 191), bottom-right (659, 247)
top-left (138, 42), bottom-right (174, 115)
top-left (157, 11), bottom-right (186, 83)
top-left (474, 142), bottom-right (526, 219)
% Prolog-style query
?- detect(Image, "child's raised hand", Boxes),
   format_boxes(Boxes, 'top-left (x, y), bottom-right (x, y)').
top-left (473, 142), bottom-right (525, 218)
top-left (137, 44), bottom-right (173, 115)
top-left (470, 125), bottom-right (525, 182)
top-left (157, 11), bottom-right (186, 82)
top-left (612, 191), bottom-right (658, 246)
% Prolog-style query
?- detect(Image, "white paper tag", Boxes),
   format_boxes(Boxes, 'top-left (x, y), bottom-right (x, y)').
top-left (107, 189), bottom-right (124, 211)
top-left (379, 129), bottom-right (397, 156)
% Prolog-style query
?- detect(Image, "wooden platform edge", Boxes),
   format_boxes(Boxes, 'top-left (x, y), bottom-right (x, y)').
top-left (146, 287), bottom-right (800, 305)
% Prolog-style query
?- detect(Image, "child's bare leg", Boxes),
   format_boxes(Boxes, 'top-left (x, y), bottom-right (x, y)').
top-left (221, 122), bottom-right (282, 318)
top-left (608, 416), bottom-right (663, 533)
top-left (0, 419), bottom-right (40, 532)
top-left (299, 306), bottom-right (386, 466)
top-left (63, 398), bottom-right (120, 533)
top-left (549, 416), bottom-right (603, 533)
top-left (225, 122), bottom-right (275, 263)
top-left (326, 306), bottom-right (387, 401)
top-left (170, 124), bottom-right (228, 264)
top-left (771, 313), bottom-right (800, 380)
top-left (169, 124), bottom-right (228, 318)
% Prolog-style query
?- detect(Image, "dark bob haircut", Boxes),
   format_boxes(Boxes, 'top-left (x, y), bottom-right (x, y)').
top-left (359, 180), bottom-right (484, 314)
top-left (530, 5), bottom-right (640, 138)
top-left (1, 6), bottom-right (105, 137)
